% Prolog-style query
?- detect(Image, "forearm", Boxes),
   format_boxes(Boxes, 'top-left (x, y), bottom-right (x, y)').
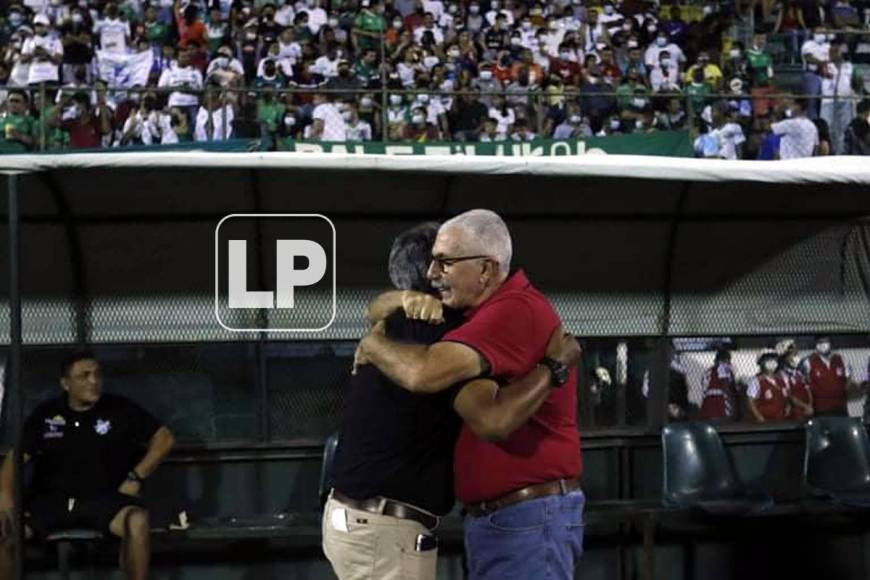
top-left (366, 290), bottom-right (404, 324)
top-left (0, 452), bottom-right (13, 505)
top-left (133, 427), bottom-right (175, 479)
top-left (363, 333), bottom-right (435, 391)
top-left (748, 400), bottom-right (764, 422)
top-left (471, 367), bottom-right (555, 441)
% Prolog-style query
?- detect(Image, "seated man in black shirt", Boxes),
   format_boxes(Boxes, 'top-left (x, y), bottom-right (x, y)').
top-left (323, 222), bottom-right (580, 580)
top-left (0, 351), bottom-right (176, 580)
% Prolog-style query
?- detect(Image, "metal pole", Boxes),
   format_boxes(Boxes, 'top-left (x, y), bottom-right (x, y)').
top-left (221, 88), bottom-right (228, 142)
top-left (8, 173), bottom-right (24, 580)
top-left (379, 25), bottom-right (388, 143)
top-left (39, 84), bottom-right (46, 152)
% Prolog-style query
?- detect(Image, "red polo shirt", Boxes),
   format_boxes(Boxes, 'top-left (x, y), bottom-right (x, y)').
top-left (443, 270), bottom-right (582, 504)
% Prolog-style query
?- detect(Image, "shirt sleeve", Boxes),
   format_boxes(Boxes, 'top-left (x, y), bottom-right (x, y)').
top-left (123, 399), bottom-right (163, 445)
top-left (746, 377), bottom-right (761, 399)
top-left (441, 297), bottom-right (541, 378)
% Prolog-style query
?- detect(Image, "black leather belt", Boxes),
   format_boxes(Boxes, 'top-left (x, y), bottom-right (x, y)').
top-left (332, 490), bottom-right (440, 530)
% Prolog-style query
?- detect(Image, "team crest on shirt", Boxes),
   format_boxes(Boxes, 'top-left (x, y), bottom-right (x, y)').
top-left (43, 415), bottom-right (66, 439)
top-left (94, 419), bottom-right (111, 435)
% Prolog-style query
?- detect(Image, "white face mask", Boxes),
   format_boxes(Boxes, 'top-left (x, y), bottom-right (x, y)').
top-left (412, 113), bottom-right (425, 124)
top-left (479, 70), bottom-right (492, 80)
top-left (816, 341), bottom-right (831, 355)
top-left (417, 94), bottom-right (429, 104)
top-left (604, 5), bottom-right (614, 14)
top-left (763, 360), bottom-right (778, 373)
top-left (609, 118), bottom-right (620, 130)
top-left (389, 94), bottom-right (403, 105)
top-left (510, 37), bottom-right (521, 45)
top-left (469, 4), bottom-right (479, 13)
top-left (448, 49), bottom-right (460, 58)
top-left (729, 48), bottom-right (740, 58)
top-left (341, 110), bottom-right (353, 121)
top-left (559, 51), bottom-right (572, 60)
top-left (360, 96), bottom-right (373, 107)
top-left (656, 36), bottom-right (667, 47)
top-left (393, 20), bottom-right (402, 28)
top-left (328, 17), bottom-right (339, 27)
top-left (284, 114), bottom-right (296, 126)
top-left (814, 33), bottom-right (826, 43)
top-left (569, 114), bottom-right (581, 124)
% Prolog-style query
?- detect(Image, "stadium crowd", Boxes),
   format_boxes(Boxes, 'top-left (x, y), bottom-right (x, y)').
top-left (0, 0), bottom-right (867, 156)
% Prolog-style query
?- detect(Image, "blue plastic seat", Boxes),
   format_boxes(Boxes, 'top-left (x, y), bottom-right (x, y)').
top-left (662, 421), bottom-right (772, 516)
top-left (803, 416), bottom-right (870, 508)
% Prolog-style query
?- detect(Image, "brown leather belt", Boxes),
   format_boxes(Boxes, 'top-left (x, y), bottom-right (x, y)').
top-left (463, 477), bottom-right (581, 518)
top-left (332, 490), bottom-right (440, 530)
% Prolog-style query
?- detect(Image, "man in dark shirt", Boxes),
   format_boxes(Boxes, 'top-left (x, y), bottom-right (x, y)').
top-left (0, 351), bottom-right (175, 580)
top-left (323, 222), bottom-right (580, 580)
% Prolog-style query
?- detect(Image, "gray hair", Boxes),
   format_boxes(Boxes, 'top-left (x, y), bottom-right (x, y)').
top-left (388, 222), bottom-right (440, 292)
top-left (441, 209), bottom-right (512, 274)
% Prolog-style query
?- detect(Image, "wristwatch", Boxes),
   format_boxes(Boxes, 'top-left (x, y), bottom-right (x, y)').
top-left (126, 470), bottom-right (145, 484)
top-left (538, 357), bottom-right (570, 387)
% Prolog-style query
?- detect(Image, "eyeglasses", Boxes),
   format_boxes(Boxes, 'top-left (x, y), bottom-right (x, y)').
top-left (430, 255), bottom-right (489, 273)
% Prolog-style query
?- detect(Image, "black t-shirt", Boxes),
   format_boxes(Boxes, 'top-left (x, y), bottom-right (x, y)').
top-left (21, 394), bottom-right (162, 501)
top-left (333, 309), bottom-right (463, 516)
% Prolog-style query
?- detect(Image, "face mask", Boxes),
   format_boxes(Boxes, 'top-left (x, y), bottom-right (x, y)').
top-left (816, 341), bottom-right (831, 355)
top-left (633, 97), bottom-right (647, 108)
top-left (647, 24), bottom-right (656, 33)
top-left (360, 96), bottom-right (373, 107)
top-left (827, 33), bottom-right (835, 41)
top-left (412, 113), bottom-right (425, 124)
top-left (656, 36), bottom-right (667, 47)
top-left (284, 115), bottom-right (296, 126)
top-left (510, 37), bottom-right (521, 45)
top-left (548, 21), bottom-right (559, 30)
top-left (814, 33), bottom-right (826, 43)
top-left (587, 75), bottom-right (598, 84)
top-left (448, 5), bottom-right (457, 14)
top-left (491, 1), bottom-right (499, 9)
top-left (763, 360), bottom-right (778, 373)
top-left (245, 31), bottom-right (257, 40)
top-left (729, 48), bottom-right (740, 59)
top-left (784, 108), bottom-right (793, 118)
top-left (559, 51), bottom-right (571, 60)
top-left (569, 114), bottom-right (581, 124)
top-left (448, 49), bottom-right (460, 58)
top-left (341, 110), bottom-right (353, 121)
top-left (328, 17), bottom-right (338, 27)
top-left (635, 119), bottom-right (645, 131)
top-left (389, 94), bottom-right (403, 105)
top-left (530, 8), bottom-right (542, 15)
top-left (604, 5), bottom-right (614, 14)
top-left (9, 13), bottom-right (23, 26)
top-left (393, 20), bottom-right (402, 28)
top-left (417, 94), bottom-right (429, 103)
top-left (622, 22), bottom-right (631, 31)
top-left (661, 59), bottom-right (670, 68)
top-left (479, 70), bottom-right (492, 80)
top-left (215, 57), bottom-right (229, 68)
top-left (469, 4), bottom-right (479, 13)
top-left (521, 20), bottom-right (531, 29)
top-left (609, 118), bottom-right (620, 130)
top-left (627, 40), bottom-right (638, 48)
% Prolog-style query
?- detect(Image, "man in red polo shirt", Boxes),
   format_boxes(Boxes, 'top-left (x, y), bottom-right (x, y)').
top-left (358, 209), bottom-right (583, 580)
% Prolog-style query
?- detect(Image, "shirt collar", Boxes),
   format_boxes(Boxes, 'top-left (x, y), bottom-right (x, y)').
top-left (463, 269), bottom-right (529, 318)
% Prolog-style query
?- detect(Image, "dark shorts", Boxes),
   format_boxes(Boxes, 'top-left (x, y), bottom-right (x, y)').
top-left (27, 493), bottom-right (143, 539)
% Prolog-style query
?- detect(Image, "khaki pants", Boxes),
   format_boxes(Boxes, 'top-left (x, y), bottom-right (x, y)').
top-left (322, 496), bottom-right (438, 580)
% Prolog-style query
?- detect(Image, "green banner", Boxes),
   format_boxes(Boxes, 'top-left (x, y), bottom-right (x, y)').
top-left (280, 130), bottom-right (692, 157)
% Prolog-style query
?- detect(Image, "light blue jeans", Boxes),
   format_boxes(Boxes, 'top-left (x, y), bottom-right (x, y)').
top-left (464, 489), bottom-right (585, 580)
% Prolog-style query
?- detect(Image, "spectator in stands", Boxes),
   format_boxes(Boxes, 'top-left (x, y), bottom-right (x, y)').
top-left (158, 46), bottom-right (204, 124)
top-left (22, 14), bottom-right (63, 87)
top-left (206, 46), bottom-right (245, 90)
top-left (776, 340), bottom-right (814, 420)
top-left (706, 100), bottom-right (746, 159)
top-left (684, 51), bottom-right (723, 91)
top-left (700, 348), bottom-right (738, 422)
top-left (194, 81), bottom-right (234, 141)
top-left (755, 114), bottom-right (782, 159)
top-left (52, 90), bottom-right (111, 149)
top-left (309, 92), bottom-right (347, 141)
top-left (649, 51), bottom-right (680, 93)
top-left (772, 0), bottom-right (807, 63)
top-left (814, 116), bottom-right (833, 154)
top-left (831, 0), bottom-right (862, 29)
top-left (256, 83), bottom-right (286, 150)
top-left (0, 350), bottom-right (175, 580)
top-left (800, 336), bottom-right (856, 416)
top-left (356, 209), bottom-right (584, 580)
top-left (772, 98), bottom-right (819, 158)
top-left (745, 34), bottom-right (776, 117)
top-left (801, 27), bottom-right (830, 119)
top-left (746, 351), bottom-right (790, 423)
top-left (820, 41), bottom-right (861, 154)
top-left (344, 103), bottom-right (372, 141)
top-left (120, 92), bottom-right (176, 146)
top-left (0, 90), bottom-right (35, 152)
top-left (844, 99), bottom-right (870, 154)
